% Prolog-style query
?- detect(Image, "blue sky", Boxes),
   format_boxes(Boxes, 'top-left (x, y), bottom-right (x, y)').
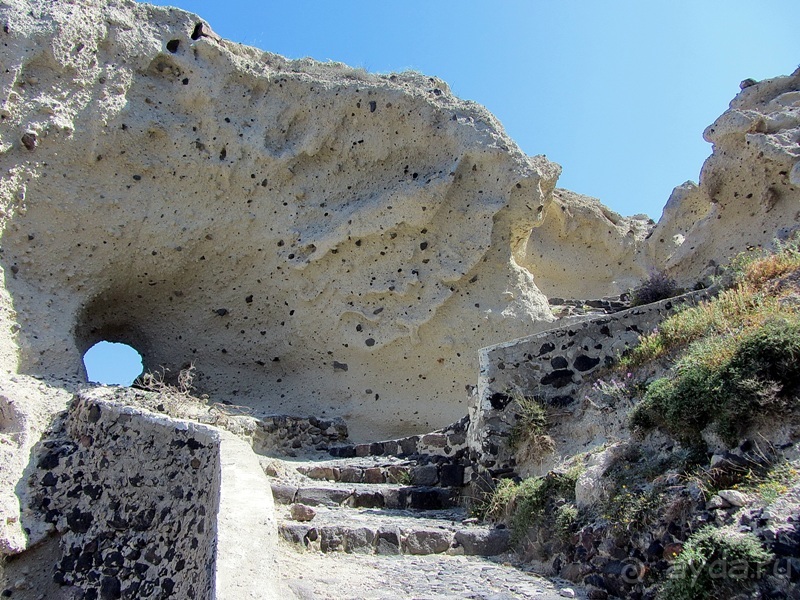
top-left (85, 1), bottom-right (799, 383)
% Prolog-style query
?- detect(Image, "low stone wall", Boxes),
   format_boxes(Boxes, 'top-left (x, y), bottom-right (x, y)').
top-left (327, 416), bottom-right (470, 486)
top-left (27, 393), bottom-right (220, 598)
top-left (21, 389), bottom-right (280, 599)
top-left (468, 290), bottom-right (712, 478)
top-left (249, 414), bottom-right (349, 456)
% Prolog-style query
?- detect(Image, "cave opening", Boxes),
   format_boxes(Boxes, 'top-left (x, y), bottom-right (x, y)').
top-left (83, 341), bottom-right (144, 386)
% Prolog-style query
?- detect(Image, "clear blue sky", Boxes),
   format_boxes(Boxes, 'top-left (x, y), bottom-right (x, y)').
top-left (86, 1), bottom-right (799, 384)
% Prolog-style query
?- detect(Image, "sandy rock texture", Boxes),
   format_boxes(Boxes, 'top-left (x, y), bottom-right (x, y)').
top-left (649, 68), bottom-right (800, 285)
top-left (0, 0), bottom-right (562, 440)
top-left (524, 188), bottom-right (652, 299)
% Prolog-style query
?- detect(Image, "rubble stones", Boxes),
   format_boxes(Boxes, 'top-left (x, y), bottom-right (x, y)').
top-left (289, 504), bottom-right (316, 522)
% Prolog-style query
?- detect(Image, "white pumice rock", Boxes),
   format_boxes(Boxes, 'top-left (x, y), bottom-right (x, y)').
top-left (0, 0), bottom-right (562, 441)
top-left (707, 495), bottom-right (732, 510)
top-left (647, 67), bottom-right (800, 287)
top-left (717, 489), bottom-right (753, 507)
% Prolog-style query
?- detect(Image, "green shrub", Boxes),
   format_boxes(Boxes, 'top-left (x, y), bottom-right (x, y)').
top-left (629, 271), bottom-right (680, 307)
top-left (630, 368), bottom-right (717, 446)
top-left (480, 468), bottom-right (581, 543)
top-left (659, 526), bottom-right (773, 600)
top-left (554, 503), bottom-right (579, 540)
top-left (473, 477), bottom-right (519, 522)
top-left (603, 483), bottom-right (664, 534)
top-left (630, 317), bottom-right (800, 446)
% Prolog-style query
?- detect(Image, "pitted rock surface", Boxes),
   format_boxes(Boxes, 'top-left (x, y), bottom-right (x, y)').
top-left (525, 189), bottom-right (652, 299)
top-left (0, 0), bottom-right (561, 442)
top-left (648, 67), bottom-right (800, 285)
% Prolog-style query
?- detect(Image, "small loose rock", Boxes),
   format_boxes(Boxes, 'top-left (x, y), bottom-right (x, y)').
top-left (289, 503), bottom-right (316, 522)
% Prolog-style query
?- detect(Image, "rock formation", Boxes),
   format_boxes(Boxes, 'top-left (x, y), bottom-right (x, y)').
top-left (648, 68), bottom-right (800, 285)
top-left (1, 0), bottom-right (799, 598)
top-left (1, 0), bottom-right (795, 444)
top-left (524, 188), bottom-right (652, 299)
top-left (0, 0), bottom-right (561, 442)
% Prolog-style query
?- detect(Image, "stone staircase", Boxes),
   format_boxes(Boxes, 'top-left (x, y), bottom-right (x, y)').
top-left (267, 450), bottom-right (512, 558)
top-left (254, 415), bottom-right (584, 597)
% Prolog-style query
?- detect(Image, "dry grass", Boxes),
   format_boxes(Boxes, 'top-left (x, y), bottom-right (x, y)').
top-left (622, 237), bottom-right (800, 446)
top-left (621, 237), bottom-right (800, 369)
top-left (507, 392), bottom-right (554, 455)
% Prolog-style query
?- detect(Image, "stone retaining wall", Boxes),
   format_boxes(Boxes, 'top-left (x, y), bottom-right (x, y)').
top-left (27, 393), bottom-right (221, 598)
top-left (22, 389), bottom-right (281, 599)
top-left (328, 416), bottom-right (470, 486)
top-left (249, 414), bottom-right (349, 456)
top-left (468, 290), bottom-right (712, 478)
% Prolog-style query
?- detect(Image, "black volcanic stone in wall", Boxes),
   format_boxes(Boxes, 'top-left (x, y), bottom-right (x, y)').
top-left (67, 508), bottom-right (94, 533)
top-left (100, 576), bottom-right (121, 599)
top-left (399, 436), bottom-right (419, 456)
top-left (88, 404), bottom-right (102, 423)
top-left (38, 444), bottom-right (75, 470)
top-left (328, 445), bottom-right (353, 458)
top-left (132, 508), bottom-right (156, 531)
top-left (549, 395), bottom-right (575, 407)
top-left (540, 369), bottom-right (574, 388)
top-left (439, 464), bottom-right (465, 487)
top-left (538, 342), bottom-right (555, 356)
top-left (550, 356), bottom-right (568, 369)
top-left (489, 392), bottom-right (512, 410)
top-left (409, 488), bottom-right (450, 510)
top-left (574, 355), bottom-right (601, 372)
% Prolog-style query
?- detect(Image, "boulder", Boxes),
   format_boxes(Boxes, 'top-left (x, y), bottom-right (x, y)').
top-left (289, 503), bottom-right (316, 522)
top-left (575, 443), bottom-right (624, 510)
top-left (717, 489), bottom-right (753, 508)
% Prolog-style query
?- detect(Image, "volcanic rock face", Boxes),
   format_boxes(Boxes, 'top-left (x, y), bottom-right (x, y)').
top-left (524, 189), bottom-right (652, 299)
top-left (649, 69), bottom-right (800, 285)
top-left (0, 0), bottom-right (560, 439)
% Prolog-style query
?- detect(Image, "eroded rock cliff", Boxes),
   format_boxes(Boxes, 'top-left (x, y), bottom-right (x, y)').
top-left (649, 69), bottom-right (800, 285)
top-left (0, 0), bottom-right (796, 443)
top-left (524, 189), bottom-right (652, 299)
top-left (0, 0), bottom-right (561, 440)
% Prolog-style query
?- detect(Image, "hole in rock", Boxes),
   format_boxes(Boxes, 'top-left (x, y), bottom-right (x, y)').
top-left (83, 341), bottom-right (143, 386)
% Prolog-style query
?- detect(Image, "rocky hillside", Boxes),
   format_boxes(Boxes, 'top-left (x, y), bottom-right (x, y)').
top-left (478, 240), bottom-right (800, 599)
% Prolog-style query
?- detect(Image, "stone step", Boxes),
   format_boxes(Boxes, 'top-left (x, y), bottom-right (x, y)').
top-left (277, 504), bottom-right (511, 557)
top-left (271, 481), bottom-right (459, 510)
top-left (328, 415), bottom-right (470, 463)
top-left (294, 457), bottom-right (465, 487)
